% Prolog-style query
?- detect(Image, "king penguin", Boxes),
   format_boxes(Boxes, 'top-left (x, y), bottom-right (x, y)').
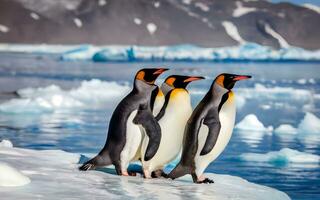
top-left (168, 73), bottom-right (251, 183)
top-left (79, 68), bottom-right (168, 176)
top-left (140, 75), bottom-right (204, 178)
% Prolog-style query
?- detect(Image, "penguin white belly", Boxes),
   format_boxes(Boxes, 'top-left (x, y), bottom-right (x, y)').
top-left (141, 89), bottom-right (192, 172)
top-left (195, 93), bottom-right (236, 177)
top-left (153, 93), bottom-right (165, 116)
top-left (120, 110), bottom-right (143, 171)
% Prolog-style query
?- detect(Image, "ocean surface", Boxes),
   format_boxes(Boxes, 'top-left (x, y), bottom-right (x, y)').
top-left (0, 52), bottom-right (319, 200)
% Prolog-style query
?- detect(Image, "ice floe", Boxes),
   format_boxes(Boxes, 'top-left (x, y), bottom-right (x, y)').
top-left (0, 79), bottom-right (130, 114)
top-left (240, 148), bottom-right (320, 166)
top-left (0, 163), bottom-right (31, 187)
top-left (0, 43), bottom-right (319, 61)
top-left (0, 140), bottom-right (290, 200)
top-left (235, 114), bottom-right (273, 132)
top-left (274, 124), bottom-right (298, 135)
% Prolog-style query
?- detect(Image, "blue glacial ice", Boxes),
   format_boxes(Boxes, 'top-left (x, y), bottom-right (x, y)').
top-left (1, 43), bottom-right (319, 61)
top-left (0, 140), bottom-right (290, 200)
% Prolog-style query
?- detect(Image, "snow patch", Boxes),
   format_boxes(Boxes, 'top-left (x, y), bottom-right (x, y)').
top-left (98, 0), bottom-right (107, 6)
top-left (0, 163), bottom-right (30, 187)
top-left (154, 1), bottom-right (160, 8)
top-left (303, 3), bottom-right (320, 14)
top-left (222, 21), bottom-right (246, 44)
top-left (194, 2), bottom-right (210, 12)
top-left (240, 148), bottom-right (320, 165)
top-left (235, 114), bottom-right (273, 132)
top-left (0, 146), bottom-right (290, 199)
top-left (264, 23), bottom-right (290, 48)
top-left (134, 18), bottom-right (142, 25)
top-left (0, 79), bottom-right (130, 114)
top-left (182, 0), bottom-right (192, 5)
top-left (73, 18), bottom-right (82, 28)
top-left (30, 12), bottom-right (40, 20)
top-left (146, 23), bottom-right (157, 35)
top-left (233, 1), bottom-right (257, 17)
top-left (0, 25), bottom-right (9, 33)
top-left (0, 140), bottom-right (13, 148)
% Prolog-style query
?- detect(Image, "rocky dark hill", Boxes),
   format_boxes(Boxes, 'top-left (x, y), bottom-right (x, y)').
top-left (0, 0), bottom-right (319, 49)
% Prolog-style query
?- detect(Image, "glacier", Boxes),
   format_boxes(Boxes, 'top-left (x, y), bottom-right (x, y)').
top-left (0, 43), bottom-right (320, 61)
top-left (0, 140), bottom-right (290, 200)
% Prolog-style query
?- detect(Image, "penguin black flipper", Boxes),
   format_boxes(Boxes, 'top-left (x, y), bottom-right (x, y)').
top-left (133, 104), bottom-right (161, 161)
top-left (200, 108), bottom-right (221, 156)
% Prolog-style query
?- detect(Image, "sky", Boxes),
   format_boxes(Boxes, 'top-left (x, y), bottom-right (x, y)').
top-left (270, 0), bottom-right (320, 6)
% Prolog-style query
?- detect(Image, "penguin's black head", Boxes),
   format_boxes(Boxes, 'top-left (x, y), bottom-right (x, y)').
top-left (165, 75), bottom-right (205, 89)
top-left (135, 68), bottom-right (169, 85)
top-left (215, 73), bottom-right (251, 90)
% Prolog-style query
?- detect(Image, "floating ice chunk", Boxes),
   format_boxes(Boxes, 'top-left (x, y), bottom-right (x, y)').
top-left (233, 1), bottom-right (257, 17)
top-left (297, 79), bottom-right (307, 84)
top-left (240, 148), bottom-right (320, 165)
top-left (146, 23), bottom-right (157, 35)
top-left (274, 124), bottom-right (298, 134)
top-left (0, 140), bottom-right (13, 148)
top-left (0, 146), bottom-right (290, 199)
top-left (222, 21), bottom-right (246, 45)
top-left (235, 114), bottom-right (272, 132)
top-left (0, 24), bottom-right (9, 33)
top-left (0, 163), bottom-right (30, 187)
top-left (297, 112), bottom-right (320, 134)
top-left (0, 79), bottom-right (130, 114)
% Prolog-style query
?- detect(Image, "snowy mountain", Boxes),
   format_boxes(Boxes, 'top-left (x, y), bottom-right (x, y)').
top-left (0, 0), bottom-right (319, 50)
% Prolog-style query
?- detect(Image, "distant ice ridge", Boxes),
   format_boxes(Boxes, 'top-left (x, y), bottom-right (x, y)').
top-left (0, 140), bottom-right (290, 200)
top-left (0, 43), bottom-right (319, 61)
top-left (0, 79), bottom-right (130, 114)
top-left (240, 148), bottom-right (319, 166)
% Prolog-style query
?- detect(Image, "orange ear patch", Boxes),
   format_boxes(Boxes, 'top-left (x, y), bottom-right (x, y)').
top-left (216, 75), bottom-right (224, 87)
top-left (136, 71), bottom-right (145, 81)
top-left (165, 77), bottom-right (176, 86)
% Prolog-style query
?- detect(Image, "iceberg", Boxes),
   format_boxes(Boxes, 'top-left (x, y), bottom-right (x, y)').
top-left (239, 148), bottom-right (320, 166)
top-left (235, 114), bottom-right (273, 132)
top-left (1, 43), bottom-right (319, 61)
top-left (0, 140), bottom-right (290, 200)
top-left (297, 112), bottom-right (320, 134)
top-left (274, 124), bottom-right (298, 134)
top-left (0, 79), bottom-right (130, 114)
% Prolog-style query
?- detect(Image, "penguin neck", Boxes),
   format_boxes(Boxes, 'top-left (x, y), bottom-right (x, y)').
top-left (133, 79), bottom-right (155, 95)
top-left (161, 82), bottom-right (174, 96)
top-left (206, 82), bottom-right (229, 105)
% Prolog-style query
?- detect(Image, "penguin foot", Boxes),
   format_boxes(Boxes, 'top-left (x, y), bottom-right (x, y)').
top-left (196, 178), bottom-right (214, 184)
top-left (79, 163), bottom-right (95, 171)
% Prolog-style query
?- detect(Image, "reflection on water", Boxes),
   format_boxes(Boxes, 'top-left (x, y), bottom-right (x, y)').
top-left (0, 53), bottom-right (319, 200)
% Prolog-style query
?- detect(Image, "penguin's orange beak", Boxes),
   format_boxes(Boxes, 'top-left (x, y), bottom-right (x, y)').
top-left (183, 76), bottom-right (205, 82)
top-left (153, 68), bottom-right (169, 75)
top-left (233, 75), bottom-right (252, 81)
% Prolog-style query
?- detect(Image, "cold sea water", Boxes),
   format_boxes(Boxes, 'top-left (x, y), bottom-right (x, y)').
top-left (0, 52), bottom-right (319, 200)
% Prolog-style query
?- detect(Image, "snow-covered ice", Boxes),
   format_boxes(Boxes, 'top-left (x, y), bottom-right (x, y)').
top-left (0, 79), bottom-right (130, 114)
top-left (240, 148), bottom-right (320, 166)
top-left (0, 163), bottom-right (31, 187)
top-left (0, 140), bottom-right (290, 200)
top-left (235, 114), bottom-right (273, 132)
